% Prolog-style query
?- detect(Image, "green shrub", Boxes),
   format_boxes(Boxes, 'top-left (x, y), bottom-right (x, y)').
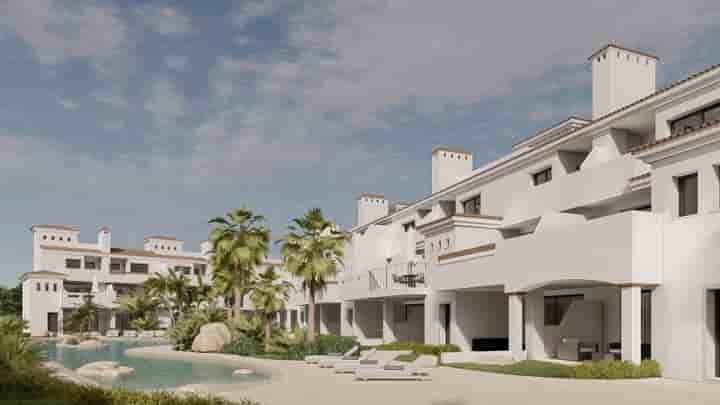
top-left (0, 316), bottom-right (42, 375)
top-left (222, 333), bottom-right (357, 360)
top-left (222, 336), bottom-right (264, 356)
top-left (569, 360), bottom-right (661, 379)
top-left (169, 306), bottom-right (227, 351)
top-left (0, 364), bottom-right (258, 405)
top-left (375, 341), bottom-right (461, 357)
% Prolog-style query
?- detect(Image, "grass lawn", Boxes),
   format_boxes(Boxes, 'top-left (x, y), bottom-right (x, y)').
top-left (445, 360), bottom-right (574, 378)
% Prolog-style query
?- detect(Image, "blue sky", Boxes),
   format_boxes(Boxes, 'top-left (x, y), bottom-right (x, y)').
top-left (2, 0), bottom-right (720, 286)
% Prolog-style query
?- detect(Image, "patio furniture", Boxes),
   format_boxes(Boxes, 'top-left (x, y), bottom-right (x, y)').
top-left (333, 350), bottom-right (409, 373)
top-left (123, 330), bottom-right (137, 338)
top-left (307, 345), bottom-right (359, 364)
top-left (140, 330), bottom-right (154, 339)
top-left (557, 338), bottom-right (580, 361)
top-left (106, 329), bottom-right (120, 337)
top-left (355, 355), bottom-right (437, 381)
top-left (607, 342), bottom-right (621, 360)
top-left (320, 348), bottom-right (376, 368)
top-left (88, 331), bottom-right (101, 338)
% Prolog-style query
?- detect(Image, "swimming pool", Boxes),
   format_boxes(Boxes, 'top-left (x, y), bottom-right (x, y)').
top-left (43, 340), bottom-right (268, 391)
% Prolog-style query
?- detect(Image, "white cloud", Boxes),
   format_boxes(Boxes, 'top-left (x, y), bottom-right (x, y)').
top-left (231, 0), bottom-right (281, 28)
top-left (0, 0), bottom-right (127, 75)
top-left (137, 6), bottom-right (191, 36)
top-left (57, 97), bottom-right (78, 111)
top-left (91, 87), bottom-right (129, 110)
top-left (166, 55), bottom-right (187, 71)
top-left (144, 79), bottom-right (188, 126)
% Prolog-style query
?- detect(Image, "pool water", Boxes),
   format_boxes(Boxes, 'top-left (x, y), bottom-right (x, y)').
top-left (43, 340), bottom-right (267, 391)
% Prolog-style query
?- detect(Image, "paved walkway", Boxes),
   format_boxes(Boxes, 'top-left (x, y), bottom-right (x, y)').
top-left (126, 346), bottom-right (720, 405)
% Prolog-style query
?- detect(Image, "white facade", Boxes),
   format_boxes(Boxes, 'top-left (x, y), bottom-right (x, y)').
top-left (336, 44), bottom-right (720, 381)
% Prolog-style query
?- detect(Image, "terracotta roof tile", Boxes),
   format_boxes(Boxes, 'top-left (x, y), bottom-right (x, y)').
top-left (588, 43), bottom-right (660, 61)
top-left (31, 224), bottom-right (79, 232)
top-left (630, 119), bottom-right (720, 154)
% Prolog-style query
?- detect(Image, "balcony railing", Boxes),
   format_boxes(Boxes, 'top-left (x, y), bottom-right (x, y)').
top-left (342, 261), bottom-right (430, 300)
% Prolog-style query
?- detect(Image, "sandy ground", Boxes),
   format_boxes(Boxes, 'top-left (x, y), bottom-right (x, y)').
top-left (126, 346), bottom-right (720, 405)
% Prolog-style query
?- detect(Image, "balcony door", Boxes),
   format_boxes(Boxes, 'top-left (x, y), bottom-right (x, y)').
top-left (47, 312), bottom-right (58, 335)
top-left (439, 303), bottom-right (451, 345)
top-left (716, 291), bottom-right (720, 378)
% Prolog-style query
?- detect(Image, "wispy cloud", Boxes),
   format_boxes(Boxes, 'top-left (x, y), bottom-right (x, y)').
top-left (91, 86), bottom-right (129, 110)
top-left (144, 78), bottom-right (188, 126)
top-left (136, 5), bottom-right (192, 36)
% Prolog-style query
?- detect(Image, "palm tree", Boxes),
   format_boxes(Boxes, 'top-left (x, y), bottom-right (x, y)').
top-left (119, 293), bottom-right (160, 332)
top-left (249, 267), bottom-right (294, 351)
top-left (65, 301), bottom-right (100, 337)
top-left (144, 267), bottom-right (193, 325)
top-left (279, 208), bottom-right (348, 342)
top-left (209, 208), bottom-right (270, 321)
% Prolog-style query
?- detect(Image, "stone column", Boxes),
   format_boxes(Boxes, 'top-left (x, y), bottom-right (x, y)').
top-left (284, 309), bottom-right (292, 331)
top-left (319, 304), bottom-right (329, 335)
top-left (525, 289), bottom-right (548, 360)
top-left (508, 293), bottom-right (526, 361)
top-left (424, 293), bottom-right (437, 345)
top-left (382, 299), bottom-right (396, 343)
top-left (621, 286), bottom-right (642, 364)
top-left (341, 301), bottom-right (354, 337)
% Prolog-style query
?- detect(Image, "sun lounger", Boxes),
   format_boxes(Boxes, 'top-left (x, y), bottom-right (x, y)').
top-left (105, 329), bottom-right (120, 337)
top-left (355, 355), bottom-right (437, 381)
top-left (333, 350), bottom-right (408, 373)
top-left (154, 330), bottom-right (166, 338)
top-left (140, 330), bottom-right (154, 339)
top-left (307, 345), bottom-right (359, 365)
top-left (123, 330), bottom-right (137, 338)
top-left (318, 348), bottom-right (376, 368)
top-left (88, 331), bottom-right (101, 338)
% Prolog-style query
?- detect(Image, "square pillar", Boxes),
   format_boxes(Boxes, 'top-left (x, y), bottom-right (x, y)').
top-left (382, 299), bottom-right (396, 343)
top-left (621, 286), bottom-right (642, 364)
top-left (526, 289), bottom-right (548, 360)
top-left (319, 304), bottom-right (329, 335)
top-left (341, 301), bottom-right (354, 337)
top-left (284, 309), bottom-right (292, 331)
top-left (508, 293), bottom-right (526, 361)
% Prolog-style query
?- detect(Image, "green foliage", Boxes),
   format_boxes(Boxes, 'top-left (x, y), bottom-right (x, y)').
top-left (226, 314), bottom-right (265, 341)
top-left (0, 364), bottom-right (259, 405)
top-left (0, 316), bottom-right (41, 375)
top-left (375, 341), bottom-right (461, 357)
top-left (222, 335), bottom-right (265, 356)
top-left (63, 301), bottom-right (100, 336)
top-left (119, 293), bottom-right (161, 332)
top-left (222, 333), bottom-right (358, 361)
top-left (63, 336), bottom-right (80, 345)
top-left (169, 305), bottom-right (227, 351)
top-left (144, 268), bottom-right (216, 327)
top-left (248, 266), bottom-right (294, 351)
top-left (447, 359), bottom-right (662, 379)
top-left (0, 284), bottom-right (22, 316)
top-left (209, 208), bottom-right (271, 319)
top-left (569, 359), bottom-right (662, 379)
top-left (279, 208), bottom-right (349, 342)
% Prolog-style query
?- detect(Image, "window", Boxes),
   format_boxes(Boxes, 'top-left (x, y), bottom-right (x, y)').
top-left (671, 101), bottom-right (720, 136)
top-left (402, 221), bottom-right (415, 232)
top-left (65, 258), bottom-right (81, 269)
top-left (533, 167), bottom-right (552, 186)
top-left (53, 283), bottom-right (57, 292)
top-left (36, 282), bottom-right (41, 291)
top-left (444, 239), bottom-right (450, 249)
top-left (130, 263), bottom-right (149, 274)
top-left (678, 173), bottom-right (698, 217)
top-left (84, 257), bottom-right (100, 270)
top-left (67, 237), bottom-right (71, 242)
top-left (51, 236), bottom-right (55, 241)
top-left (42, 235), bottom-right (47, 240)
top-left (193, 264), bottom-right (207, 276)
top-left (178, 266), bottom-right (191, 275)
top-left (110, 261), bottom-right (123, 273)
top-left (45, 283), bottom-right (49, 292)
top-left (545, 294), bottom-right (583, 326)
top-left (59, 237), bottom-right (63, 241)
top-left (462, 194), bottom-right (482, 215)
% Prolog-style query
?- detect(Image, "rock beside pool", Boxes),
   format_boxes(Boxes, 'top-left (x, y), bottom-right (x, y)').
top-left (76, 361), bottom-right (134, 379)
top-left (233, 368), bottom-right (254, 376)
top-left (77, 339), bottom-right (105, 349)
top-left (191, 322), bottom-right (232, 353)
top-left (176, 384), bottom-right (211, 396)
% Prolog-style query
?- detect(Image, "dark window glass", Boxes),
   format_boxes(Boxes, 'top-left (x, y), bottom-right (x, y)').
top-left (65, 258), bottom-right (81, 269)
top-left (544, 295), bottom-right (583, 326)
top-left (53, 283), bottom-right (57, 292)
top-left (178, 266), bottom-right (191, 275)
top-left (129, 263), bottom-right (149, 274)
top-left (44, 283), bottom-right (49, 292)
top-left (671, 101), bottom-right (720, 136)
top-left (402, 221), bottom-right (415, 232)
top-left (36, 282), bottom-right (41, 291)
top-left (678, 173), bottom-right (698, 217)
top-left (462, 194), bottom-right (482, 215)
top-left (533, 168), bottom-right (552, 186)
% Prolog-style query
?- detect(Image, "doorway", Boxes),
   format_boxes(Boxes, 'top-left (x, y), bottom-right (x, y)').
top-left (440, 303), bottom-right (451, 345)
top-left (716, 291), bottom-right (720, 378)
top-left (47, 312), bottom-right (58, 335)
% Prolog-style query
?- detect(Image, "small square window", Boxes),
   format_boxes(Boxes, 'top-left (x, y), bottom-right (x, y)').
top-left (532, 167), bottom-right (552, 186)
top-left (36, 282), bottom-right (41, 291)
top-left (44, 283), bottom-right (49, 292)
top-left (42, 235), bottom-right (47, 240)
top-left (53, 283), bottom-right (57, 292)
top-left (678, 173), bottom-right (698, 217)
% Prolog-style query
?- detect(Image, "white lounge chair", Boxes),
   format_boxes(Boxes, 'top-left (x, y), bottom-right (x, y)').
top-left (88, 331), bottom-right (101, 338)
top-left (140, 330), bottom-right (154, 339)
top-left (154, 330), bottom-right (166, 338)
top-left (106, 329), bottom-right (120, 337)
top-left (333, 350), bottom-right (408, 373)
top-left (307, 345), bottom-right (359, 365)
top-left (319, 348), bottom-right (376, 368)
top-left (123, 330), bottom-right (137, 338)
top-left (355, 355), bottom-right (437, 381)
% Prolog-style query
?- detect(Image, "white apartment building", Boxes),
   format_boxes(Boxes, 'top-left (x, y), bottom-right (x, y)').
top-left (337, 44), bottom-right (720, 382)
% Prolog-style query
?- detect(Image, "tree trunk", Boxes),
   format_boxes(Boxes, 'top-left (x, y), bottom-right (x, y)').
top-left (307, 284), bottom-right (317, 343)
top-left (264, 314), bottom-right (273, 352)
top-left (233, 285), bottom-right (243, 321)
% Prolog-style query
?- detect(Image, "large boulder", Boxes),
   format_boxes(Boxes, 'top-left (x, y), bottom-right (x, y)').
top-left (191, 322), bottom-right (232, 353)
top-left (76, 361), bottom-right (134, 379)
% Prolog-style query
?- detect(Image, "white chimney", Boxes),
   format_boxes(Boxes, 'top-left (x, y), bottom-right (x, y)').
top-left (97, 227), bottom-right (111, 254)
top-left (357, 194), bottom-right (389, 226)
top-left (432, 148), bottom-right (473, 193)
top-left (591, 44), bottom-right (658, 119)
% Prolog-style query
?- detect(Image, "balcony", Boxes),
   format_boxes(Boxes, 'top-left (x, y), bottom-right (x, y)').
top-left (341, 261), bottom-right (430, 300)
top-left (432, 211), bottom-right (663, 292)
top-left (503, 156), bottom-right (650, 226)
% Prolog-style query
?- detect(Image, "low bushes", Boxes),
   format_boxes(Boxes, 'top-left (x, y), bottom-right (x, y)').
top-left (569, 359), bottom-right (661, 379)
top-left (375, 341), bottom-right (461, 357)
top-left (447, 359), bottom-right (662, 379)
top-left (1, 367), bottom-right (258, 405)
top-left (169, 305), bottom-right (227, 351)
top-left (223, 333), bottom-right (358, 360)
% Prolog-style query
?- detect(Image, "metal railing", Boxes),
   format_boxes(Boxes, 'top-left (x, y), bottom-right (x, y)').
top-left (366, 261), bottom-right (429, 291)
